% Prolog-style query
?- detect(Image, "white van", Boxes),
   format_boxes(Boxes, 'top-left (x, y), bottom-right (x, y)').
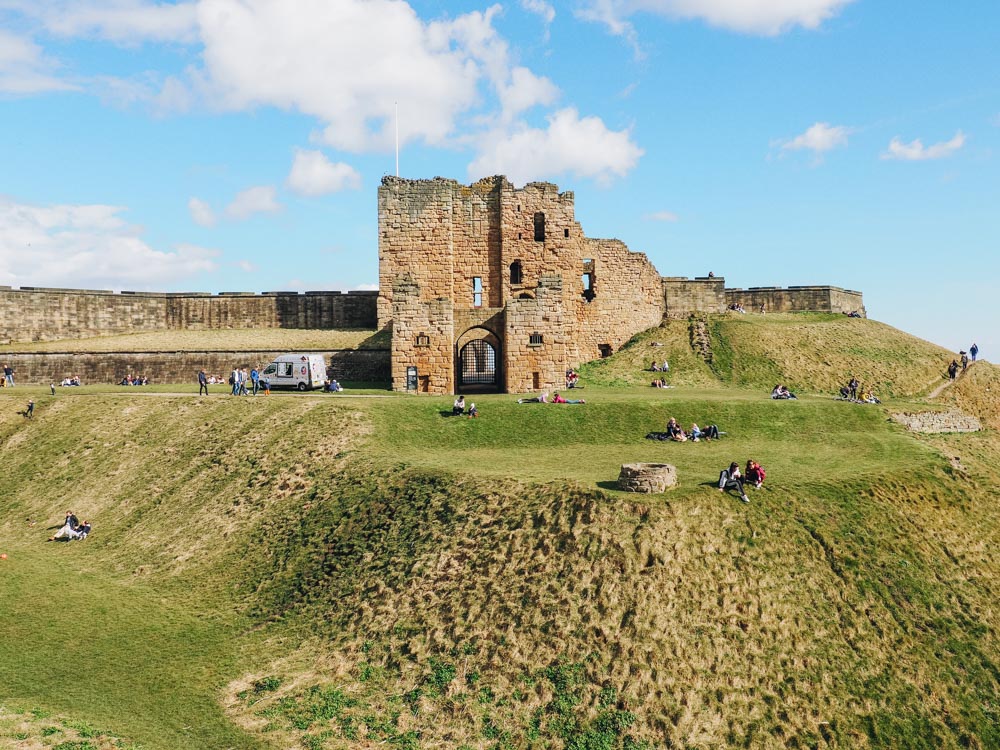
top-left (261, 354), bottom-right (327, 391)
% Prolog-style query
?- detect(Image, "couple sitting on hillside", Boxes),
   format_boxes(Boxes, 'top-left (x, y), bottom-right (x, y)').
top-left (647, 417), bottom-right (722, 442)
top-left (47, 511), bottom-right (92, 542)
top-left (771, 385), bottom-right (796, 399)
top-left (718, 460), bottom-right (766, 503)
top-left (452, 396), bottom-right (479, 417)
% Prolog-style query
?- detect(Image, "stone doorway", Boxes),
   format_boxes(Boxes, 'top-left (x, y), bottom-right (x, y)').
top-left (458, 334), bottom-right (500, 393)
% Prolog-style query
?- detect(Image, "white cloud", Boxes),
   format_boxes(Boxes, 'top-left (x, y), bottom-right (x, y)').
top-left (286, 149), bottom-right (361, 197)
top-left (0, 196), bottom-right (218, 288)
top-left (581, 0), bottom-right (855, 37)
top-left (881, 131), bottom-right (966, 161)
top-left (0, 28), bottom-right (75, 93)
top-left (236, 259), bottom-right (257, 272)
top-left (193, 0), bottom-right (493, 152)
top-left (468, 108), bottom-right (643, 185)
top-left (780, 122), bottom-right (851, 154)
top-left (645, 210), bottom-right (678, 222)
top-left (498, 66), bottom-right (559, 121)
top-left (5, 0), bottom-right (199, 44)
top-left (225, 186), bottom-right (281, 220)
top-left (520, 0), bottom-right (555, 24)
top-left (188, 197), bottom-right (215, 227)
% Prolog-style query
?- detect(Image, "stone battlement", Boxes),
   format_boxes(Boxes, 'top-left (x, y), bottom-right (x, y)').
top-left (0, 287), bottom-right (377, 345)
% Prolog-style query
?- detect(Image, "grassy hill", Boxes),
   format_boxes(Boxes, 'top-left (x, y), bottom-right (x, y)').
top-left (1, 314), bottom-right (997, 750)
top-left (580, 313), bottom-right (956, 398)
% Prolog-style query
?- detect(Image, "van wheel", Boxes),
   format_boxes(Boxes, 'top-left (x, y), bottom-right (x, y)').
top-left (297, 382), bottom-right (307, 392)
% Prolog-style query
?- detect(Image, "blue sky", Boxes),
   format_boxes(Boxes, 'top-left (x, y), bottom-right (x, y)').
top-left (1, 0), bottom-right (997, 358)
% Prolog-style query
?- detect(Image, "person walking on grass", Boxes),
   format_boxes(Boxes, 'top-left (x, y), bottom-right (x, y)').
top-left (970, 343), bottom-right (979, 362)
top-left (198, 369), bottom-right (209, 396)
top-left (718, 462), bottom-right (750, 503)
top-left (25, 399), bottom-right (34, 419)
top-left (250, 366), bottom-right (260, 396)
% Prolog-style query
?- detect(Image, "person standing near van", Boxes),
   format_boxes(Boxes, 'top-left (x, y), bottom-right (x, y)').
top-left (250, 366), bottom-right (260, 395)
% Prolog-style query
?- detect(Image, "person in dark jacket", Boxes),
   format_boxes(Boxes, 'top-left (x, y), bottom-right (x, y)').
top-left (49, 511), bottom-right (80, 541)
top-left (718, 463), bottom-right (749, 503)
top-left (948, 360), bottom-right (959, 380)
top-left (198, 369), bottom-right (209, 396)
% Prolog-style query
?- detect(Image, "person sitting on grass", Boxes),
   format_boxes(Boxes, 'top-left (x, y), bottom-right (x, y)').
top-left (552, 392), bottom-right (585, 404)
top-left (48, 511), bottom-right (80, 541)
top-left (862, 390), bottom-right (881, 404)
top-left (718, 462), bottom-right (750, 503)
top-left (467, 402), bottom-right (478, 418)
top-left (745, 460), bottom-right (765, 489)
top-left (453, 395), bottom-right (466, 416)
top-left (651, 360), bottom-right (661, 371)
top-left (666, 417), bottom-right (687, 441)
top-left (771, 384), bottom-right (797, 400)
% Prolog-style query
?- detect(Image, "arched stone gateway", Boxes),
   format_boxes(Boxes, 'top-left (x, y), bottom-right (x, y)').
top-left (457, 327), bottom-right (502, 392)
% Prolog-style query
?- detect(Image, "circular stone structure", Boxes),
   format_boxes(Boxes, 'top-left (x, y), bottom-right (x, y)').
top-left (617, 463), bottom-right (677, 493)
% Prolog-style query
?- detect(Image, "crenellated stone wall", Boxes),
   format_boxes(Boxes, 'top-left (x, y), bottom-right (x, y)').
top-left (724, 286), bottom-right (865, 315)
top-left (0, 287), bottom-right (378, 344)
top-left (662, 277), bottom-right (727, 319)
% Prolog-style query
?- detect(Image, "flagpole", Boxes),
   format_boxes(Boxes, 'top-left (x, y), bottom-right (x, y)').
top-left (395, 101), bottom-right (399, 177)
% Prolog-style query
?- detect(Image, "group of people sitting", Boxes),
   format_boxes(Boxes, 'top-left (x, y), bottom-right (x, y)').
top-left (565, 369), bottom-right (580, 388)
top-left (59, 375), bottom-right (82, 386)
top-left (452, 395), bottom-right (479, 417)
top-left (844, 310), bottom-right (863, 318)
top-left (647, 417), bottom-right (722, 442)
top-left (728, 303), bottom-right (747, 314)
top-left (771, 384), bottom-right (796, 399)
top-left (650, 378), bottom-right (672, 388)
top-left (649, 360), bottom-right (669, 372)
top-left (47, 511), bottom-right (92, 542)
top-left (837, 376), bottom-right (880, 404)
top-left (718, 460), bottom-right (766, 503)
top-left (119, 374), bottom-right (149, 386)
top-left (516, 391), bottom-right (585, 405)
top-left (324, 379), bottom-right (343, 392)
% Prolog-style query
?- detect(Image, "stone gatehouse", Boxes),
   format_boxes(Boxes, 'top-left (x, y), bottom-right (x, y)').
top-left (378, 175), bottom-right (864, 394)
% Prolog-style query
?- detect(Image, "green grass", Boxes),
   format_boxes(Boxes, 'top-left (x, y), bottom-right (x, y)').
top-left (0, 315), bottom-right (998, 749)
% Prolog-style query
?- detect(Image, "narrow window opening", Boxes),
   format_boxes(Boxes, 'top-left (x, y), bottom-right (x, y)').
top-left (472, 276), bottom-right (483, 307)
top-left (415, 333), bottom-right (430, 347)
top-left (529, 332), bottom-right (543, 346)
top-left (518, 232), bottom-right (522, 240)
top-left (564, 228), bottom-right (570, 238)
top-left (533, 212), bottom-right (545, 242)
top-left (532, 372), bottom-right (541, 390)
top-left (599, 344), bottom-right (612, 358)
top-left (509, 260), bottom-right (523, 285)
top-left (582, 272), bottom-right (595, 302)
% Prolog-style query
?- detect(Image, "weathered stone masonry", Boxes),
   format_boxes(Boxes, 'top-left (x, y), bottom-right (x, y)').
top-left (0, 287), bottom-right (377, 345)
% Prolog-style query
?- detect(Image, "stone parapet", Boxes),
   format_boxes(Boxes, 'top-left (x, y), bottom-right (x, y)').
top-left (724, 286), bottom-right (864, 316)
top-left (0, 288), bottom-right (378, 344)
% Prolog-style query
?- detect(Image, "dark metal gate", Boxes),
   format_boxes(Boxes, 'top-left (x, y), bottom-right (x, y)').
top-left (459, 339), bottom-right (497, 387)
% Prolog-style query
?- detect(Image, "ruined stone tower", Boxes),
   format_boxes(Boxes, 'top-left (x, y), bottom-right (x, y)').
top-left (377, 175), bottom-right (664, 394)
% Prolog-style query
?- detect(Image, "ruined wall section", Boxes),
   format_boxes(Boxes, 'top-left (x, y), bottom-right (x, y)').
top-left (378, 177), bottom-right (457, 329)
top-left (452, 178), bottom-right (504, 310)
top-left (575, 239), bottom-right (664, 362)
top-left (662, 277), bottom-right (727, 318)
top-left (504, 275), bottom-right (567, 394)
top-left (0, 287), bottom-right (375, 344)
top-left (497, 181), bottom-right (580, 308)
top-left (390, 276), bottom-right (454, 393)
top-left (724, 286), bottom-right (864, 316)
